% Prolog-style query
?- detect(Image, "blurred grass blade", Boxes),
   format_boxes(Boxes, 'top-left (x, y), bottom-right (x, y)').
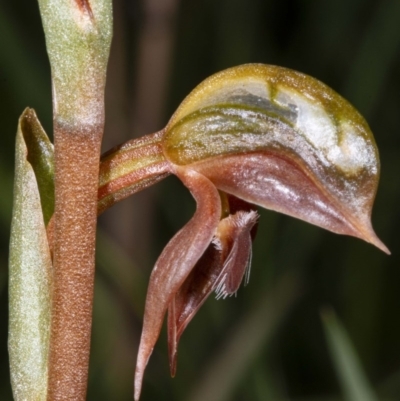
top-left (96, 228), bottom-right (146, 317)
top-left (188, 272), bottom-right (301, 401)
top-left (343, 0), bottom-right (400, 117)
top-left (321, 308), bottom-right (378, 401)
top-left (0, 159), bottom-right (13, 228)
top-left (8, 109), bottom-right (53, 401)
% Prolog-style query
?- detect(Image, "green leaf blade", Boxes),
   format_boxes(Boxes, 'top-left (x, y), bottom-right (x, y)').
top-left (321, 309), bottom-right (379, 401)
top-left (8, 109), bottom-right (53, 401)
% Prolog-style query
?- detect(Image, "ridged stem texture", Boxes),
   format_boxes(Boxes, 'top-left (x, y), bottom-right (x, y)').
top-left (36, 0), bottom-right (112, 399)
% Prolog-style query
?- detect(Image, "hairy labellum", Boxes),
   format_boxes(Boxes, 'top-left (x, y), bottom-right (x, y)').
top-left (167, 197), bottom-right (258, 377)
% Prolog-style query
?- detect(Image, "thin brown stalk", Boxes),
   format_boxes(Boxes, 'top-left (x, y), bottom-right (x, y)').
top-left (37, 0), bottom-right (112, 398)
top-left (48, 124), bottom-right (103, 400)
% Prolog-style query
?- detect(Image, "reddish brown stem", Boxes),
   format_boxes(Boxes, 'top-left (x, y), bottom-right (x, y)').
top-left (47, 123), bottom-right (102, 400)
top-left (46, 132), bottom-right (172, 257)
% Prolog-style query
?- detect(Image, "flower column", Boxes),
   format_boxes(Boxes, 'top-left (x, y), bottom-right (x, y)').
top-left (37, 0), bottom-right (112, 399)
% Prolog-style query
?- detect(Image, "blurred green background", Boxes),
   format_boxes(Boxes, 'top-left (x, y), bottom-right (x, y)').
top-left (1, 0), bottom-right (400, 400)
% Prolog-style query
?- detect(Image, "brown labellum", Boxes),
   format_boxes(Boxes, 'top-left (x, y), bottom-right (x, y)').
top-left (167, 197), bottom-right (258, 377)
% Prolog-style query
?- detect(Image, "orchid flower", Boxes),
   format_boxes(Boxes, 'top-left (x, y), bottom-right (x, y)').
top-left (97, 64), bottom-right (389, 400)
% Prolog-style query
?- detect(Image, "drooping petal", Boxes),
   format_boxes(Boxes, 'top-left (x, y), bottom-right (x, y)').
top-left (134, 167), bottom-right (221, 401)
top-left (167, 243), bottom-right (223, 377)
top-left (162, 64), bottom-right (388, 253)
top-left (167, 207), bottom-right (258, 376)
